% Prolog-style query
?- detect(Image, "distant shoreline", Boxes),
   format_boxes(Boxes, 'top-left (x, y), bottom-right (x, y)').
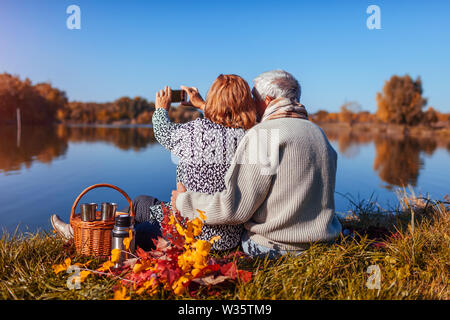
top-left (316, 121), bottom-right (450, 139)
top-left (63, 122), bottom-right (154, 129)
top-left (2, 119), bottom-right (450, 139)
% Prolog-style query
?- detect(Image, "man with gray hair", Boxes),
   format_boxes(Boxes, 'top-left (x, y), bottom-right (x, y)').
top-left (171, 70), bottom-right (342, 258)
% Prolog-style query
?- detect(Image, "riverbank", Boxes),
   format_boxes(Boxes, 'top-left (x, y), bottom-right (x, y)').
top-left (1, 192), bottom-right (448, 300)
top-left (316, 122), bottom-right (450, 140)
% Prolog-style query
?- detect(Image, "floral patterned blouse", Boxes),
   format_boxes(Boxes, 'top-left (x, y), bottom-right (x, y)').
top-left (150, 108), bottom-right (246, 250)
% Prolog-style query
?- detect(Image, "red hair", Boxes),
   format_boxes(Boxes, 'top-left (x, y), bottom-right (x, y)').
top-left (204, 74), bottom-right (257, 130)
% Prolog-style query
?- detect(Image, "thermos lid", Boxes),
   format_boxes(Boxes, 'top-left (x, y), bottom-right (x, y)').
top-left (114, 214), bottom-right (131, 227)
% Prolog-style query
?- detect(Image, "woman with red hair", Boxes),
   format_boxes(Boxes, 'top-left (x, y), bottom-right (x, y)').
top-left (138, 74), bottom-right (257, 251)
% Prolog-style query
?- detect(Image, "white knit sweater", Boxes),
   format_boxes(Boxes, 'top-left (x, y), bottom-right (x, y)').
top-left (176, 118), bottom-right (342, 251)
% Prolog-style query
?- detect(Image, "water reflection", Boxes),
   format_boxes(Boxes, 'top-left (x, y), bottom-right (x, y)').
top-left (373, 138), bottom-right (423, 188)
top-left (0, 125), bottom-right (157, 174)
top-left (321, 125), bottom-right (449, 189)
top-left (374, 136), bottom-right (447, 189)
top-left (0, 126), bottom-right (68, 173)
top-left (57, 126), bottom-right (156, 151)
top-left (322, 128), bottom-right (374, 158)
top-left (1, 124), bottom-right (449, 190)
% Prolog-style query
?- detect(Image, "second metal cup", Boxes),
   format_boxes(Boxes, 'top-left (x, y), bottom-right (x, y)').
top-left (101, 202), bottom-right (117, 221)
top-left (80, 203), bottom-right (98, 222)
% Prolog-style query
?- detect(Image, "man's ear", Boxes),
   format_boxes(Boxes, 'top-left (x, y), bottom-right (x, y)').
top-left (264, 95), bottom-right (275, 107)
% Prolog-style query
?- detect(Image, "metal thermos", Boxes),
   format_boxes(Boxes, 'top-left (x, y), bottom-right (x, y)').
top-left (111, 214), bottom-right (135, 268)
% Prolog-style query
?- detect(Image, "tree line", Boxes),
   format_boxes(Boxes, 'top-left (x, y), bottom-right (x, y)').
top-left (1, 73), bottom-right (448, 126)
top-left (0, 73), bottom-right (202, 125)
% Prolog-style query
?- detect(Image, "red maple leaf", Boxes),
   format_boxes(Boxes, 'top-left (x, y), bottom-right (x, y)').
top-left (156, 260), bottom-right (182, 285)
top-left (135, 247), bottom-right (150, 260)
top-left (238, 270), bottom-right (252, 283)
top-left (191, 263), bottom-right (221, 280)
top-left (220, 262), bottom-right (238, 279)
top-left (219, 262), bottom-right (252, 283)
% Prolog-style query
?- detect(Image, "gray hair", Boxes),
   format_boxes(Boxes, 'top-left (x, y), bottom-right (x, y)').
top-left (253, 70), bottom-right (301, 102)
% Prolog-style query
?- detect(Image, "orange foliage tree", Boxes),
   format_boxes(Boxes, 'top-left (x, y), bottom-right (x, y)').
top-left (337, 108), bottom-right (353, 125)
top-left (422, 107), bottom-right (438, 125)
top-left (376, 75), bottom-right (427, 125)
top-left (34, 82), bottom-right (68, 119)
top-left (312, 110), bottom-right (329, 122)
top-left (0, 73), bottom-right (67, 125)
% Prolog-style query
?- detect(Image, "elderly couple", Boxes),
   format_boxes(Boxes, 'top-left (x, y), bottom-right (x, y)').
top-left (51, 70), bottom-right (342, 258)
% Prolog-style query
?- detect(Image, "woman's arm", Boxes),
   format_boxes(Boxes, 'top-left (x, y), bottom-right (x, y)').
top-left (152, 108), bottom-right (187, 152)
top-left (153, 86), bottom-right (197, 157)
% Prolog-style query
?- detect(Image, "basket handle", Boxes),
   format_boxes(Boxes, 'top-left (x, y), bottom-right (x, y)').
top-left (70, 183), bottom-right (134, 222)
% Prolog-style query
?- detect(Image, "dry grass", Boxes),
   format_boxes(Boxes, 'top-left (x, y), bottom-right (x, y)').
top-left (0, 194), bottom-right (448, 300)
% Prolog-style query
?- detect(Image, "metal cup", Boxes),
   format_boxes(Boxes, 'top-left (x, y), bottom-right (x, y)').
top-left (80, 203), bottom-right (97, 222)
top-left (101, 202), bottom-right (117, 221)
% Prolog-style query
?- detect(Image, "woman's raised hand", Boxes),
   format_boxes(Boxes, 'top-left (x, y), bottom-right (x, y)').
top-left (155, 86), bottom-right (172, 110)
top-left (180, 85), bottom-right (206, 111)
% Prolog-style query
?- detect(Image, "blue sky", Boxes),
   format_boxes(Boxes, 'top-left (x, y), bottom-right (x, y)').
top-left (1, 0), bottom-right (449, 113)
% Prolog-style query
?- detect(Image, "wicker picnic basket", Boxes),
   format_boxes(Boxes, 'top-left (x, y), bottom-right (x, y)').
top-left (70, 183), bottom-right (135, 257)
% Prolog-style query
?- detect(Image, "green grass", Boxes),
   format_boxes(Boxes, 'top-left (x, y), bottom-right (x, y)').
top-left (1, 193), bottom-right (448, 300)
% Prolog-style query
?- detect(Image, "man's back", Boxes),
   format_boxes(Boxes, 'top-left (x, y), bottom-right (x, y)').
top-left (244, 118), bottom-right (342, 250)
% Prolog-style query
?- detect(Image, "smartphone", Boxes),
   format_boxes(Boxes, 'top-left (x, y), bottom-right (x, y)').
top-left (171, 90), bottom-right (187, 103)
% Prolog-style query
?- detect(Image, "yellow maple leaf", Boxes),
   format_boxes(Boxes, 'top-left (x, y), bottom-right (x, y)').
top-left (52, 257), bottom-right (72, 274)
top-left (79, 270), bottom-right (91, 282)
top-left (196, 209), bottom-right (206, 221)
top-left (175, 223), bottom-right (185, 236)
top-left (190, 218), bottom-right (203, 237)
top-left (111, 284), bottom-right (131, 300)
top-left (72, 270), bottom-right (92, 284)
top-left (191, 268), bottom-right (202, 277)
top-left (193, 240), bottom-right (211, 256)
top-left (111, 249), bottom-right (122, 263)
top-left (136, 279), bottom-right (156, 295)
top-left (97, 260), bottom-right (115, 272)
top-left (172, 276), bottom-right (190, 296)
top-left (209, 235), bottom-right (221, 244)
top-left (122, 229), bottom-right (133, 250)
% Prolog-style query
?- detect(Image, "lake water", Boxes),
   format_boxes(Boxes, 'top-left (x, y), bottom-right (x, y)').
top-left (0, 124), bottom-right (449, 234)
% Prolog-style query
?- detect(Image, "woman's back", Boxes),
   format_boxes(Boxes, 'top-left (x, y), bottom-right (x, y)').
top-left (152, 108), bottom-right (245, 249)
top-left (153, 111), bottom-right (245, 194)
top-left (151, 74), bottom-right (257, 250)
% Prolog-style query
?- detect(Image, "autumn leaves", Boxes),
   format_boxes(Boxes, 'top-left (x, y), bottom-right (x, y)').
top-left (52, 205), bottom-right (251, 299)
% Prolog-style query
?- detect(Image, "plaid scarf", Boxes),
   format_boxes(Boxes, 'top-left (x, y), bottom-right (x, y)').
top-left (261, 97), bottom-right (309, 122)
